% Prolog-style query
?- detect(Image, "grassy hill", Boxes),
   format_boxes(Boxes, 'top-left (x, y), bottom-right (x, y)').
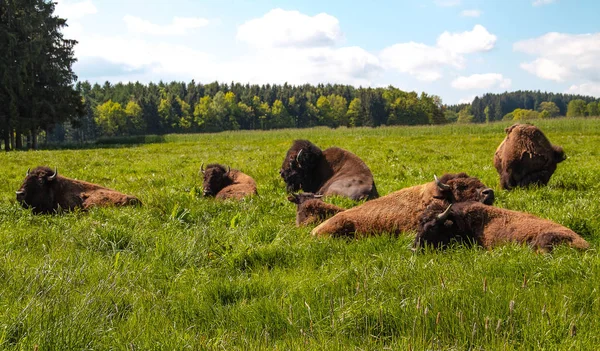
top-left (1, 118), bottom-right (599, 349)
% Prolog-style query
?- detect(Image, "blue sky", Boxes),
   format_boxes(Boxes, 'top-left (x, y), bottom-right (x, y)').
top-left (55, 0), bottom-right (600, 104)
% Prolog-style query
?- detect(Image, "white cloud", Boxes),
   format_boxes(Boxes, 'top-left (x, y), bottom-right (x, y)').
top-left (451, 73), bottom-right (511, 90)
top-left (566, 83), bottom-right (600, 98)
top-left (380, 25), bottom-right (496, 81)
top-left (437, 25), bottom-right (496, 54)
top-left (236, 9), bottom-right (342, 49)
top-left (458, 95), bottom-right (476, 104)
top-left (460, 10), bottom-right (482, 17)
top-left (123, 15), bottom-right (209, 36)
top-left (434, 0), bottom-right (462, 7)
top-left (380, 42), bottom-right (463, 81)
top-left (533, 0), bottom-right (556, 6)
top-left (54, 0), bottom-right (97, 20)
top-left (514, 32), bottom-right (600, 82)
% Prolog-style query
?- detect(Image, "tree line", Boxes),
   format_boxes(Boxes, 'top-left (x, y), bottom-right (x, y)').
top-left (447, 91), bottom-right (600, 123)
top-left (49, 81), bottom-right (447, 144)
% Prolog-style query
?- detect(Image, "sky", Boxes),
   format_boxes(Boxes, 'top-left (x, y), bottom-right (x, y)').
top-left (54, 0), bottom-right (600, 104)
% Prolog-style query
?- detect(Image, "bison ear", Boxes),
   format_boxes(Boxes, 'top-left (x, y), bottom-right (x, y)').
top-left (287, 194), bottom-right (300, 204)
top-left (505, 124), bottom-right (518, 134)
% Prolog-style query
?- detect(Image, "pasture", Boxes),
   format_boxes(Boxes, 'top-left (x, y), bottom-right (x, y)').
top-left (1, 118), bottom-right (599, 349)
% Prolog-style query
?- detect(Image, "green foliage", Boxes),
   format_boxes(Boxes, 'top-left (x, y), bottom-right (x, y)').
top-left (539, 101), bottom-right (560, 118)
top-left (94, 100), bottom-right (127, 136)
top-left (457, 105), bottom-right (474, 123)
top-left (586, 102), bottom-right (599, 117)
top-left (347, 98), bottom-right (362, 127)
top-left (567, 99), bottom-right (588, 118)
top-left (512, 108), bottom-right (541, 121)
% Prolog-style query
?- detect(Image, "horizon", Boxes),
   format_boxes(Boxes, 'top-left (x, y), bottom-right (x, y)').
top-left (56, 0), bottom-right (600, 105)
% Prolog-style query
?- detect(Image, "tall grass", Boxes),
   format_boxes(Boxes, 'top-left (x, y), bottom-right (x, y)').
top-left (0, 118), bottom-right (599, 349)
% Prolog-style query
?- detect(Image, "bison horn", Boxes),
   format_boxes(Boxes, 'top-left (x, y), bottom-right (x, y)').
top-left (226, 166), bottom-right (231, 174)
top-left (48, 167), bottom-right (57, 181)
top-left (437, 204), bottom-right (453, 222)
top-left (296, 149), bottom-right (303, 168)
top-left (26, 168), bottom-right (30, 176)
top-left (200, 163), bottom-right (205, 174)
top-left (434, 174), bottom-right (451, 191)
top-left (15, 190), bottom-right (24, 195)
top-left (313, 194), bottom-right (323, 198)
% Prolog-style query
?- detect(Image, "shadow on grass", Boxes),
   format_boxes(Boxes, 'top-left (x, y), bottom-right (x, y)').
top-left (37, 135), bottom-right (166, 150)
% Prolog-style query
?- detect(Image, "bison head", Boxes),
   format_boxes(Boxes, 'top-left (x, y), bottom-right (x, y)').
top-left (200, 163), bottom-right (232, 197)
top-left (414, 202), bottom-right (482, 250)
top-left (16, 166), bottom-right (58, 214)
top-left (433, 173), bottom-right (495, 205)
top-left (280, 140), bottom-right (323, 193)
top-left (287, 192), bottom-right (323, 205)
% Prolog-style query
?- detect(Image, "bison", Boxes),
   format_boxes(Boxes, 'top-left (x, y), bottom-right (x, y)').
top-left (311, 173), bottom-right (495, 237)
top-left (280, 139), bottom-right (378, 201)
top-left (494, 123), bottom-right (566, 190)
top-left (15, 166), bottom-right (141, 214)
top-left (287, 192), bottom-right (345, 226)
top-left (201, 163), bottom-right (258, 200)
top-left (414, 201), bottom-right (589, 252)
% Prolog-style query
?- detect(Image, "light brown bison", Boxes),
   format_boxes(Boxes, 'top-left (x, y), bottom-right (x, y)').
top-left (414, 201), bottom-right (589, 252)
top-left (15, 166), bottom-right (141, 214)
top-left (201, 163), bottom-right (257, 200)
top-left (287, 192), bottom-right (345, 226)
top-left (311, 173), bottom-right (495, 237)
top-left (494, 123), bottom-right (566, 190)
top-left (279, 139), bottom-right (378, 201)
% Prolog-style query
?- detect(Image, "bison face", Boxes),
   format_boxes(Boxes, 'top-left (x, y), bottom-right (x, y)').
top-left (16, 167), bottom-right (58, 214)
top-left (280, 140), bottom-right (323, 193)
top-left (414, 203), bottom-right (461, 250)
top-left (433, 173), bottom-right (495, 205)
top-left (201, 164), bottom-right (231, 197)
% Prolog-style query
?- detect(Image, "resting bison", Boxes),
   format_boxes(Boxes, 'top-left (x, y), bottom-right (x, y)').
top-left (287, 192), bottom-right (345, 226)
top-left (311, 173), bottom-right (495, 237)
top-left (201, 163), bottom-right (257, 200)
top-left (280, 140), bottom-right (378, 201)
top-left (415, 201), bottom-right (589, 252)
top-left (494, 123), bottom-right (566, 190)
top-left (15, 166), bottom-right (141, 214)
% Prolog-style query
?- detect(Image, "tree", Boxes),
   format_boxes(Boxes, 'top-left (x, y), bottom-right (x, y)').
top-left (271, 99), bottom-right (293, 129)
top-left (566, 99), bottom-right (587, 117)
top-left (484, 106), bottom-right (491, 123)
top-left (124, 101), bottom-right (145, 134)
top-left (94, 100), bottom-right (126, 136)
top-left (457, 105), bottom-right (474, 124)
top-left (586, 101), bottom-right (599, 117)
top-left (346, 98), bottom-right (362, 127)
top-left (328, 94), bottom-right (348, 127)
top-left (316, 95), bottom-right (334, 127)
top-left (538, 101), bottom-right (560, 118)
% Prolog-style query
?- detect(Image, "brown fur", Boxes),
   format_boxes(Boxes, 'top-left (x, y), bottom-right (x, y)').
top-left (494, 123), bottom-right (566, 190)
top-left (201, 164), bottom-right (257, 200)
top-left (287, 193), bottom-right (345, 226)
top-left (16, 166), bottom-right (141, 214)
top-left (280, 140), bottom-right (378, 200)
top-left (311, 173), bottom-right (494, 237)
top-left (415, 201), bottom-right (589, 252)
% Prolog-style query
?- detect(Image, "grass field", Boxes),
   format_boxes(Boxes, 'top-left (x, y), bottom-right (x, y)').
top-left (1, 118), bottom-right (600, 349)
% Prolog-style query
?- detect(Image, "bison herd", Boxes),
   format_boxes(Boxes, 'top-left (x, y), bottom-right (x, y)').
top-left (15, 123), bottom-right (589, 252)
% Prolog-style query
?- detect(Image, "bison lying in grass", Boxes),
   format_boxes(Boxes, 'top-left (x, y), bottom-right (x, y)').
top-left (415, 201), bottom-right (589, 252)
top-left (16, 166), bottom-right (141, 214)
top-left (311, 173), bottom-right (494, 237)
top-left (287, 193), bottom-right (345, 226)
top-left (201, 163), bottom-right (258, 200)
top-left (280, 139), bottom-right (378, 201)
top-left (494, 123), bottom-right (566, 190)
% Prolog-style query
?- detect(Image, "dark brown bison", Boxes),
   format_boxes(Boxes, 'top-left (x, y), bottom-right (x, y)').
top-left (280, 140), bottom-right (378, 201)
top-left (287, 192), bottom-right (345, 226)
top-left (201, 163), bottom-right (257, 200)
top-left (414, 201), bottom-right (589, 252)
top-left (15, 166), bottom-right (141, 214)
top-left (311, 173), bottom-right (494, 237)
top-left (494, 123), bottom-right (566, 190)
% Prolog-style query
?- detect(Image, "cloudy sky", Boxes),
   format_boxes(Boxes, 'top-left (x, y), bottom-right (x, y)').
top-left (55, 0), bottom-right (600, 104)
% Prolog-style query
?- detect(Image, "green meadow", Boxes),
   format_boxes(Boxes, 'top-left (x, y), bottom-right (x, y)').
top-left (1, 118), bottom-right (599, 350)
